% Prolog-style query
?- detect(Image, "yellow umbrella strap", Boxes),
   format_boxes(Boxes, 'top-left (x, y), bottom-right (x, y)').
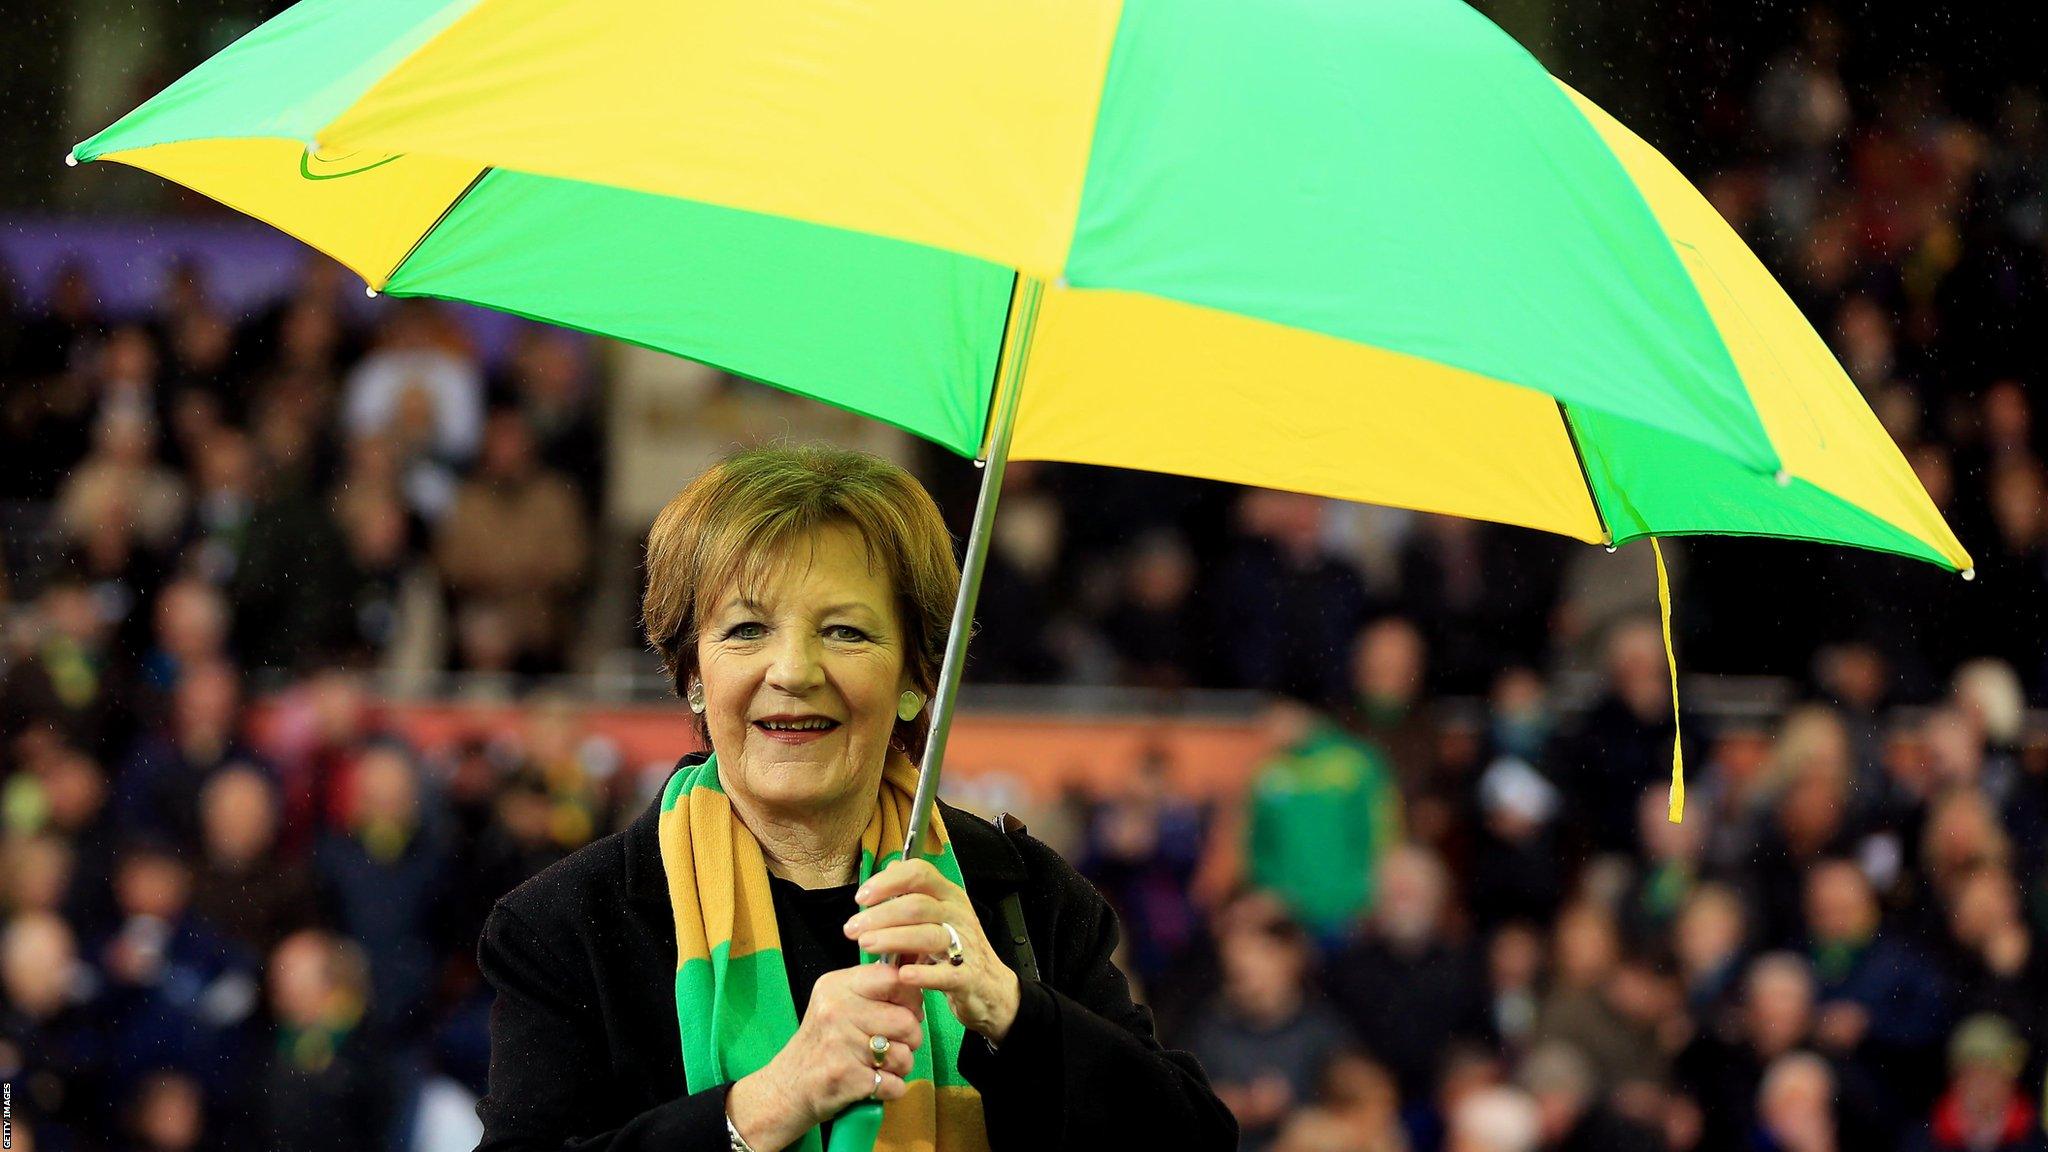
top-left (1652, 538), bottom-right (1685, 823)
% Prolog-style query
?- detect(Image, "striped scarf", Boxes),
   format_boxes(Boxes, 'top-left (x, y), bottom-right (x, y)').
top-left (658, 748), bottom-right (991, 1152)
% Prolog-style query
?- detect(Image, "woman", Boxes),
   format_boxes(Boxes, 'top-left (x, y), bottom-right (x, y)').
top-left (475, 445), bottom-right (1235, 1151)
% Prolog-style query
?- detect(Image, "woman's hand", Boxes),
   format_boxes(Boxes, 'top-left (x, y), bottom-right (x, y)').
top-left (728, 963), bottom-right (924, 1152)
top-left (845, 858), bottom-right (1022, 1043)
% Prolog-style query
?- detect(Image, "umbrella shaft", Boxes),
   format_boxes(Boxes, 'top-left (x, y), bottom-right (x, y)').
top-left (900, 276), bottom-right (1045, 859)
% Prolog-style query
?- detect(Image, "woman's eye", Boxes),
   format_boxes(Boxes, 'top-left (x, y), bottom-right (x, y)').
top-left (826, 625), bottom-right (869, 642)
top-left (726, 622), bottom-right (766, 641)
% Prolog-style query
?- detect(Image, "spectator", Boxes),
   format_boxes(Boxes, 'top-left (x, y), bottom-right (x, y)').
top-left (120, 1069), bottom-right (210, 1152)
top-left (1675, 953), bottom-right (1833, 1152)
top-left (1486, 666), bottom-right (1556, 769)
top-left (433, 407), bottom-right (590, 674)
top-left (1554, 621), bottom-right (1689, 857)
top-left (38, 745), bottom-right (121, 940)
top-left (1102, 529), bottom-right (1202, 690)
top-left (54, 404), bottom-right (187, 550)
top-left (1516, 1041), bottom-right (1659, 1152)
top-left (1340, 617), bottom-right (1440, 802)
top-left (1534, 904), bottom-right (1664, 1094)
top-left (1755, 1052), bottom-right (1839, 1152)
top-left (1449, 1085), bottom-right (1542, 1152)
top-left (1, 835), bottom-right (74, 920)
top-left (489, 327), bottom-right (605, 514)
top-left (312, 743), bottom-right (451, 1036)
top-left (142, 578), bottom-right (231, 693)
top-left (189, 767), bottom-right (317, 958)
top-left (451, 766), bottom-right (575, 954)
top-left (258, 931), bottom-right (395, 1152)
top-left (1183, 900), bottom-right (1355, 1152)
top-left (340, 301), bottom-right (483, 523)
top-left (0, 575), bottom-right (141, 762)
top-left (180, 427), bottom-right (259, 587)
top-left (1744, 707), bottom-right (1863, 948)
top-left (1244, 696), bottom-right (1402, 942)
top-left (1624, 782), bottom-right (1711, 945)
top-left (95, 838), bottom-right (260, 1096)
top-left (1468, 756), bottom-right (1567, 930)
top-left (1906, 1014), bottom-right (2045, 1152)
top-left (1207, 489), bottom-right (1374, 705)
top-left (1937, 864), bottom-right (2046, 1044)
top-left (1486, 922), bottom-right (1547, 1057)
top-left (1079, 746), bottom-right (1209, 985)
top-left (317, 484), bottom-right (438, 671)
top-left (1323, 845), bottom-right (1491, 1101)
top-left (1803, 860), bottom-right (1949, 1108)
top-left (0, 911), bottom-right (109, 1151)
top-left (114, 660), bottom-right (259, 851)
top-left (1310, 1050), bottom-right (1409, 1152)
top-left (1671, 884), bottom-right (1749, 1022)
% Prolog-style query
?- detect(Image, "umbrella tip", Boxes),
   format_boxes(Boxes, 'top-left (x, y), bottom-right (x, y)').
top-left (1961, 567), bottom-right (1976, 582)
top-left (364, 285), bottom-right (379, 299)
top-left (1774, 468), bottom-right (1792, 486)
top-left (64, 150), bottom-right (78, 168)
top-left (1604, 544), bottom-right (1617, 554)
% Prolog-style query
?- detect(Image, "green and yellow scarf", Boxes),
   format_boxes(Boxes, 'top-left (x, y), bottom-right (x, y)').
top-left (658, 747), bottom-right (990, 1152)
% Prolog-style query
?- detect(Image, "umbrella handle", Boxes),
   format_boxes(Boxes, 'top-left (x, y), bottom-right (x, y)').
top-left (899, 275), bottom-right (1046, 861)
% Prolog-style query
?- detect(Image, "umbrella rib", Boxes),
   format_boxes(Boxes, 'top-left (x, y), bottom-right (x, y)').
top-left (1555, 399), bottom-right (1613, 546)
top-left (378, 165), bottom-right (495, 290)
top-left (975, 272), bottom-right (1024, 461)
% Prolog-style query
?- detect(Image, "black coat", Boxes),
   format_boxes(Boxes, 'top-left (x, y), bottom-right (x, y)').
top-left (475, 758), bottom-right (1236, 1151)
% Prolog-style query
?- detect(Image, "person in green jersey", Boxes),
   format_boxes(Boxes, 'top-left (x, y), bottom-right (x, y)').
top-left (1244, 696), bottom-right (1404, 947)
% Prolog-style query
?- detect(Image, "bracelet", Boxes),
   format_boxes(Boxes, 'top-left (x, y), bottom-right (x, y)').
top-left (726, 1106), bottom-right (760, 1152)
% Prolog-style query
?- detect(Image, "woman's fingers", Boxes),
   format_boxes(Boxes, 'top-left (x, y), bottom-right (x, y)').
top-left (869, 1071), bottom-right (910, 1103)
top-left (896, 961), bottom-right (968, 992)
top-left (847, 1027), bottom-right (917, 1077)
top-left (843, 893), bottom-right (949, 937)
top-left (825, 1060), bottom-right (909, 1109)
top-left (855, 857), bottom-right (947, 905)
top-left (854, 923), bottom-right (951, 959)
top-left (848, 1002), bottom-right (924, 1049)
top-left (834, 958), bottom-right (925, 1013)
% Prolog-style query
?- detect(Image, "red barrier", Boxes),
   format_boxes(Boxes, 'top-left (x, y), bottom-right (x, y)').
top-left (249, 697), bottom-right (1272, 802)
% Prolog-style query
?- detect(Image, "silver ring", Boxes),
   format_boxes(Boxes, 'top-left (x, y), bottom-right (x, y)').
top-left (868, 1033), bottom-right (890, 1067)
top-left (941, 921), bottom-right (965, 967)
top-left (868, 1068), bottom-right (883, 1100)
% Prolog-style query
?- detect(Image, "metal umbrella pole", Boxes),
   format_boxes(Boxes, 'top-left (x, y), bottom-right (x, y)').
top-left (899, 276), bottom-right (1045, 858)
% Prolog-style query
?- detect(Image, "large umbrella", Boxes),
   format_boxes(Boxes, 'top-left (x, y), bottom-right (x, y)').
top-left (74, 0), bottom-right (1970, 838)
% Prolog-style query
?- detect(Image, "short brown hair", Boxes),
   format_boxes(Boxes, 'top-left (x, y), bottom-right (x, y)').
top-left (642, 443), bottom-right (960, 757)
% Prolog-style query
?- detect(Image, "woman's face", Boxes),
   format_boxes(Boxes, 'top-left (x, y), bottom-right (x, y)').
top-left (695, 523), bottom-right (915, 818)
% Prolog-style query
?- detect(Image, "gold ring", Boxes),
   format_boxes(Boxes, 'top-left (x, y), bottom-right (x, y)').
top-left (942, 922), bottom-right (965, 967)
top-left (868, 1068), bottom-right (883, 1100)
top-left (868, 1034), bottom-right (890, 1067)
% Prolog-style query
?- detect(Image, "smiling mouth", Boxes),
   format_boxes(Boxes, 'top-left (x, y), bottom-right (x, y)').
top-left (753, 718), bottom-right (841, 734)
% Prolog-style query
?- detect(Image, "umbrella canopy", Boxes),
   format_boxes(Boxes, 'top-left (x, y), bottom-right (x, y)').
top-left (73, 0), bottom-right (1969, 574)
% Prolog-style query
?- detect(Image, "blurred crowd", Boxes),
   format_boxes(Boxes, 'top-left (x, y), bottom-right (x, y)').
top-left (1092, 637), bottom-right (2048, 1152)
top-left (2, 4), bottom-right (2047, 1151)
